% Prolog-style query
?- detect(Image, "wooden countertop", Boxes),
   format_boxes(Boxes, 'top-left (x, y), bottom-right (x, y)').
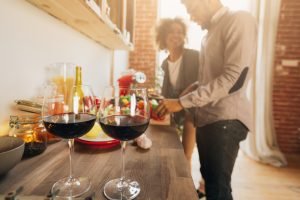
top-left (0, 125), bottom-right (198, 200)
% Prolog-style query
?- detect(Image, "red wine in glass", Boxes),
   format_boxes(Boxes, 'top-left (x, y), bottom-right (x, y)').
top-left (99, 86), bottom-right (150, 199)
top-left (99, 115), bottom-right (149, 141)
top-left (42, 83), bottom-right (96, 198)
top-left (44, 113), bottom-right (96, 139)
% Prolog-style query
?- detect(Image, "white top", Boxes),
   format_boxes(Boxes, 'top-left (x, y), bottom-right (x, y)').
top-left (167, 56), bottom-right (182, 87)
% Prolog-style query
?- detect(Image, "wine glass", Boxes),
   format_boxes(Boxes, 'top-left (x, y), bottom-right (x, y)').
top-left (99, 86), bottom-right (150, 200)
top-left (42, 84), bottom-right (97, 198)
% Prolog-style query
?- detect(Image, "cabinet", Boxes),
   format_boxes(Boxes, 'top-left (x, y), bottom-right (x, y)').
top-left (108, 0), bottom-right (136, 45)
top-left (26, 0), bottom-right (134, 50)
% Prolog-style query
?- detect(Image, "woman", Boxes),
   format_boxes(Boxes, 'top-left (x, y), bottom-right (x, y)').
top-left (155, 18), bottom-right (199, 171)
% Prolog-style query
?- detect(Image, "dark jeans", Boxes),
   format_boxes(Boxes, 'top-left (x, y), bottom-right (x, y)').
top-left (196, 120), bottom-right (248, 200)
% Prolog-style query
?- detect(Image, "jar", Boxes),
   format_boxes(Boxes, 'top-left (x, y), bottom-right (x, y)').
top-left (46, 62), bottom-right (75, 101)
top-left (9, 115), bottom-right (47, 158)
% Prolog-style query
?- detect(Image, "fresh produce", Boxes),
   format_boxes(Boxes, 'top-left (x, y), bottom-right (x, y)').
top-left (84, 122), bottom-right (101, 139)
top-left (120, 95), bottom-right (130, 106)
top-left (150, 99), bottom-right (165, 120)
top-left (137, 100), bottom-right (144, 109)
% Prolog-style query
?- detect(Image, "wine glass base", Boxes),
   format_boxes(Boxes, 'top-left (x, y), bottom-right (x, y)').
top-left (104, 178), bottom-right (140, 200)
top-left (52, 176), bottom-right (91, 198)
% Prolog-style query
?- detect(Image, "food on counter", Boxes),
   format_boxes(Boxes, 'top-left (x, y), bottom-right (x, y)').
top-left (120, 95), bottom-right (130, 107)
top-left (84, 122), bottom-right (102, 139)
top-left (24, 142), bottom-right (47, 158)
top-left (102, 95), bottom-right (166, 121)
top-left (51, 76), bottom-right (74, 103)
top-left (137, 100), bottom-right (144, 109)
top-left (135, 134), bottom-right (152, 149)
top-left (15, 99), bottom-right (42, 114)
top-left (150, 99), bottom-right (165, 120)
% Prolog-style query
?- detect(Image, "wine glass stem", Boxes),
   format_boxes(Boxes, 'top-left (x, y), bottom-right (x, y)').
top-left (120, 141), bottom-right (126, 185)
top-left (68, 139), bottom-right (74, 179)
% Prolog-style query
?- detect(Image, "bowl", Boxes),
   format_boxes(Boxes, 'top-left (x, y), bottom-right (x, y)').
top-left (0, 136), bottom-right (24, 175)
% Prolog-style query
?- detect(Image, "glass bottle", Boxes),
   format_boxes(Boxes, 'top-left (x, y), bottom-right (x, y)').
top-left (9, 115), bottom-right (47, 158)
top-left (74, 66), bottom-right (84, 112)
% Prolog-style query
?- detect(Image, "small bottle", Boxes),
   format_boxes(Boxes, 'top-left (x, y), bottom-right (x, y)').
top-left (73, 66), bottom-right (84, 112)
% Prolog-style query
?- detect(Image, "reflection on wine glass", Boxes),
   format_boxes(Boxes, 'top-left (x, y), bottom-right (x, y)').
top-left (99, 86), bottom-right (150, 200)
top-left (42, 84), bottom-right (96, 198)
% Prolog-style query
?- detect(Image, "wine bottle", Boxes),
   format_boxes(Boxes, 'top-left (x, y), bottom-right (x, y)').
top-left (73, 66), bottom-right (84, 113)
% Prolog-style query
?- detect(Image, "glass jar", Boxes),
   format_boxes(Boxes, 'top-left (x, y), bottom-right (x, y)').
top-left (9, 115), bottom-right (47, 158)
top-left (46, 62), bottom-right (75, 101)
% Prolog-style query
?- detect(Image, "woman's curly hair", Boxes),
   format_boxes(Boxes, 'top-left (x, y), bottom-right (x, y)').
top-left (155, 17), bottom-right (187, 50)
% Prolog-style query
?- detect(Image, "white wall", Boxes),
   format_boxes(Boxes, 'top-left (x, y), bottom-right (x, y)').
top-left (0, 0), bottom-right (129, 132)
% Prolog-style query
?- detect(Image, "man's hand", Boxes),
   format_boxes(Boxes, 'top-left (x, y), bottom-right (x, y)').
top-left (155, 99), bottom-right (184, 118)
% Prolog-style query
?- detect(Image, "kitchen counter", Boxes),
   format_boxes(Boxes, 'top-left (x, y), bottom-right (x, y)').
top-left (0, 125), bottom-right (198, 199)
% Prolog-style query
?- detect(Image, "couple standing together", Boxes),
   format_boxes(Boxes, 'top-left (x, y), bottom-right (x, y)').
top-left (155, 0), bottom-right (257, 199)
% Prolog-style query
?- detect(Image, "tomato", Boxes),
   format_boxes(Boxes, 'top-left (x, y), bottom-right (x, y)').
top-left (149, 99), bottom-right (165, 121)
top-left (151, 111), bottom-right (165, 121)
top-left (137, 100), bottom-right (144, 109)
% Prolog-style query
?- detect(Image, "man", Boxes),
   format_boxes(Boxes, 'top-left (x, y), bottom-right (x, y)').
top-left (156, 0), bottom-right (258, 199)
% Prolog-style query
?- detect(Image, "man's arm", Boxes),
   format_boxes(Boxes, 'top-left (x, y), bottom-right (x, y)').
top-left (180, 12), bottom-right (257, 108)
top-left (180, 81), bottom-right (199, 97)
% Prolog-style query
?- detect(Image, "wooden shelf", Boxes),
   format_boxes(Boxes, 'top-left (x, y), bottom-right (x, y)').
top-left (26, 0), bottom-right (133, 50)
